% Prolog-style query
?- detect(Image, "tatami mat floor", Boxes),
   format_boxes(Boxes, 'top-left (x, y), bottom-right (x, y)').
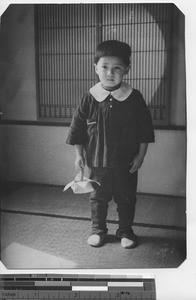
top-left (0, 182), bottom-right (186, 269)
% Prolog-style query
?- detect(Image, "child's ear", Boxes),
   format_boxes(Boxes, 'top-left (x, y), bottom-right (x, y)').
top-left (94, 63), bottom-right (98, 75)
top-left (125, 64), bottom-right (131, 74)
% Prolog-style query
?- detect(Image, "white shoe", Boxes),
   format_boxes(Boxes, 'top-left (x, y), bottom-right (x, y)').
top-left (87, 234), bottom-right (106, 247)
top-left (121, 237), bottom-right (137, 249)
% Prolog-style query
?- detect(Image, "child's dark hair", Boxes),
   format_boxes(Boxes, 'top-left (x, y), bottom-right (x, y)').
top-left (94, 40), bottom-right (131, 66)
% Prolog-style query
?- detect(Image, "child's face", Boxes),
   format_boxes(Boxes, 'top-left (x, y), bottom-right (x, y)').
top-left (94, 56), bottom-right (130, 89)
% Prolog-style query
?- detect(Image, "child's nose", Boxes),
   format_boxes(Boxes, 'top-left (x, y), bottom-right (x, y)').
top-left (107, 68), bottom-right (114, 76)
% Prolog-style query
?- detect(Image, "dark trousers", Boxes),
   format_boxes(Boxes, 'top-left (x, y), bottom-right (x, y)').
top-left (89, 167), bottom-right (138, 238)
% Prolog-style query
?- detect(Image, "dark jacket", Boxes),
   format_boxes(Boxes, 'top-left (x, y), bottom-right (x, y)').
top-left (66, 83), bottom-right (155, 167)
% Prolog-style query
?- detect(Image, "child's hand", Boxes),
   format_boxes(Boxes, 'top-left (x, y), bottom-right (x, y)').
top-left (129, 143), bottom-right (148, 173)
top-left (129, 155), bottom-right (144, 173)
top-left (75, 155), bottom-right (85, 172)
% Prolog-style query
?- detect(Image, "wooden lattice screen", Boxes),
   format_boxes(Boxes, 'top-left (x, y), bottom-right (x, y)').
top-left (35, 3), bottom-right (171, 125)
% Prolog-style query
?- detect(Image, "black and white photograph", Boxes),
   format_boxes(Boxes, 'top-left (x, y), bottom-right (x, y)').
top-left (0, 3), bottom-right (186, 270)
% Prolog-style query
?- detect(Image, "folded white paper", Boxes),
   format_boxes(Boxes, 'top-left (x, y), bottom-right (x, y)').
top-left (63, 172), bottom-right (100, 194)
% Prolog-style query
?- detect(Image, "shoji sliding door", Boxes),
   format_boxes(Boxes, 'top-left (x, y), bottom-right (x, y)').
top-left (35, 3), bottom-right (171, 125)
top-left (101, 4), bottom-right (171, 124)
top-left (36, 4), bottom-right (98, 121)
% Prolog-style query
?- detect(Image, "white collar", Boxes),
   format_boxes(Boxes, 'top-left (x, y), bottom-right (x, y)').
top-left (89, 82), bottom-right (133, 102)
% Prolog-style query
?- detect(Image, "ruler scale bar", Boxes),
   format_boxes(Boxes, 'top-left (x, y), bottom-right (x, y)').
top-left (0, 274), bottom-right (156, 299)
top-left (0, 291), bottom-right (156, 299)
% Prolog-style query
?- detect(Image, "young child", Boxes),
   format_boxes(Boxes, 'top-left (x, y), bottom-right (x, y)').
top-left (66, 40), bottom-right (155, 249)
